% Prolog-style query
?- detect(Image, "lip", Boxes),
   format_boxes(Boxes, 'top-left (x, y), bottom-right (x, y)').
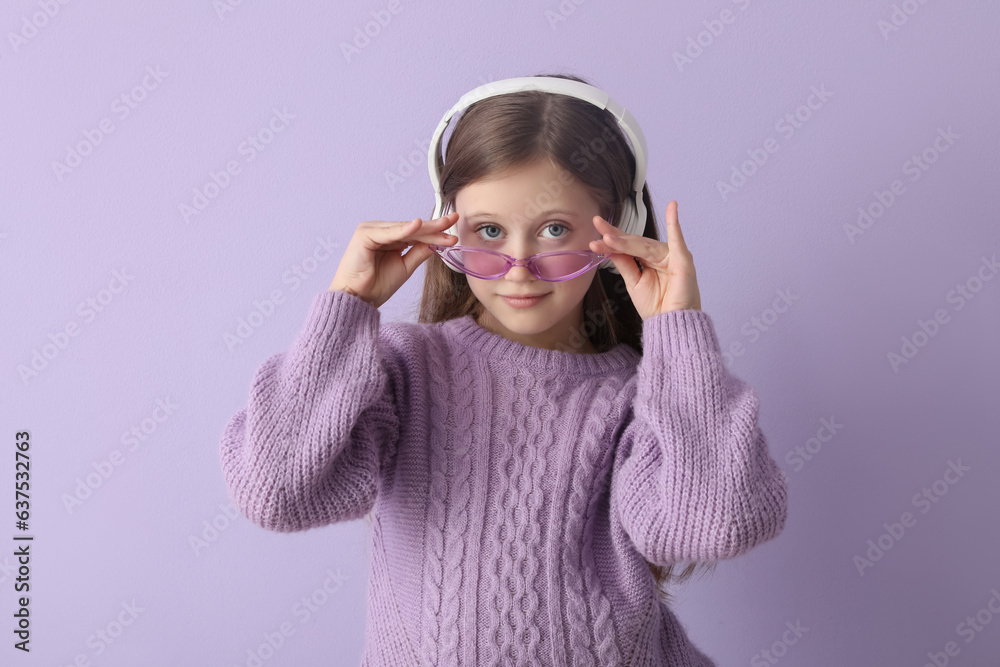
top-left (501, 293), bottom-right (549, 308)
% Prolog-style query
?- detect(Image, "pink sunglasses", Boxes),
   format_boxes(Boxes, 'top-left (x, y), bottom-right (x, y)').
top-left (428, 245), bottom-right (610, 281)
top-left (430, 207), bottom-right (617, 281)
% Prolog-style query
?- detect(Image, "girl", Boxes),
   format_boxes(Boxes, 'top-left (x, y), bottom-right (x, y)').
top-left (219, 72), bottom-right (788, 666)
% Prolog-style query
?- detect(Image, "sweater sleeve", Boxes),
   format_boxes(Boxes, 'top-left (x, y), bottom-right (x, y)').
top-left (218, 289), bottom-right (400, 532)
top-left (610, 308), bottom-right (788, 565)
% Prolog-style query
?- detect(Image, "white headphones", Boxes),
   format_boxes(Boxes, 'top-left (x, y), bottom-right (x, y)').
top-left (426, 76), bottom-right (649, 274)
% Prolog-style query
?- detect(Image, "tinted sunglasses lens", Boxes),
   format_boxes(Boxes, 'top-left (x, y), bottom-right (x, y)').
top-left (534, 253), bottom-right (594, 280)
top-left (444, 249), bottom-right (596, 280)
top-left (451, 249), bottom-right (507, 277)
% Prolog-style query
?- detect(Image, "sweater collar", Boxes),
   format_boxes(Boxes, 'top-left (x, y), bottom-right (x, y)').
top-left (442, 314), bottom-right (639, 376)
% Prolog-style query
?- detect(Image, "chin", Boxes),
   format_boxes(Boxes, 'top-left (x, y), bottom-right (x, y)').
top-left (490, 309), bottom-right (537, 328)
top-left (484, 302), bottom-right (549, 333)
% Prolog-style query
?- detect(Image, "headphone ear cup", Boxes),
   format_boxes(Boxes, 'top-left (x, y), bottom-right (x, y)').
top-left (620, 196), bottom-right (643, 237)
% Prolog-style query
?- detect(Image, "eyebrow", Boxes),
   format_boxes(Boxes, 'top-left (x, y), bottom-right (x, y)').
top-left (465, 209), bottom-right (579, 221)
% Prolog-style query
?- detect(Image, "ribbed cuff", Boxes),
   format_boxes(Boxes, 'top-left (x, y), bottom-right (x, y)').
top-left (303, 289), bottom-right (381, 343)
top-left (642, 309), bottom-right (720, 357)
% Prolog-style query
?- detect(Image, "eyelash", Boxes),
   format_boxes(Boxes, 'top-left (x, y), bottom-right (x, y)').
top-left (473, 222), bottom-right (570, 243)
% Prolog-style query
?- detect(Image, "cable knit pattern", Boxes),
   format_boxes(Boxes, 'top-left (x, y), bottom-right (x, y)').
top-left (494, 366), bottom-right (528, 663)
top-left (420, 325), bottom-right (476, 665)
top-left (219, 289), bottom-right (789, 666)
top-left (516, 372), bottom-right (548, 664)
top-left (564, 380), bottom-right (618, 665)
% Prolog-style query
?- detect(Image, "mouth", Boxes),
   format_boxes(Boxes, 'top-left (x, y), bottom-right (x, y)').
top-left (500, 293), bottom-right (549, 308)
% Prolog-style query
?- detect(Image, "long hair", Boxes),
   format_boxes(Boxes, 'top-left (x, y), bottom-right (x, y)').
top-left (368, 71), bottom-right (716, 603)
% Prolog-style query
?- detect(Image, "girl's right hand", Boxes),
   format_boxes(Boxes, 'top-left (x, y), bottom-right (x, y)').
top-left (328, 212), bottom-right (460, 309)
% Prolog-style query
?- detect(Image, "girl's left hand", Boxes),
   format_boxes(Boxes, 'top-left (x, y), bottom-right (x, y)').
top-left (589, 200), bottom-right (702, 321)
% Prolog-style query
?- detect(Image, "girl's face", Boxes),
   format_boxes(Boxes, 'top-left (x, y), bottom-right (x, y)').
top-left (452, 157), bottom-right (606, 353)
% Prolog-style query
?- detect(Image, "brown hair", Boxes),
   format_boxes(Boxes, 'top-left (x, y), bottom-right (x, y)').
top-left (369, 71), bottom-right (716, 603)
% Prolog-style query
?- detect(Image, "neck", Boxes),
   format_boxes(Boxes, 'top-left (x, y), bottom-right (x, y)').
top-left (474, 307), bottom-right (598, 355)
top-left (446, 315), bottom-right (638, 376)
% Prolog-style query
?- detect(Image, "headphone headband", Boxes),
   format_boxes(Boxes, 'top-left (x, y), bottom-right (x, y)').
top-left (427, 76), bottom-right (649, 273)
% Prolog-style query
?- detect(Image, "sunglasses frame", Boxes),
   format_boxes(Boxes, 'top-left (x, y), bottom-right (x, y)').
top-left (428, 245), bottom-right (611, 282)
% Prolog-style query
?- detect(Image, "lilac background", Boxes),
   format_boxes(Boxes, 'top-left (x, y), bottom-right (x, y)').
top-left (2, 1), bottom-right (999, 665)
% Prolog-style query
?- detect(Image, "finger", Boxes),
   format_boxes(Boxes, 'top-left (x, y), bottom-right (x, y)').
top-left (400, 242), bottom-right (434, 275)
top-left (365, 218), bottom-right (420, 246)
top-left (368, 217), bottom-right (457, 248)
top-left (368, 214), bottom-right (456, 244)
top-left (398, 213), bottom-right (459, 242)
top-left (589, 238), bottom-right (618, 256)
top-left (398, 231), bottom-right (458, 246)
top-left (592, 214), bottom-right (628, 236)
top-left (595, 228), bottom-right (667, 264)
top-left (609, 251), bottom-right (642, 286)
top-left (665, 201), bottom-right (690, 254)
top-left (384, 231), bottom-right (457, 252)
top-left (589, 239), bottom-right (642, 284)
top-left (594, 215), bottom-right (652, 247)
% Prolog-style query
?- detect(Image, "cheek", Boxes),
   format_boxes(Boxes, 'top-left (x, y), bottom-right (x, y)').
top-left (556, 273), bottom-right (597, 300)
top-left (465, 276), bottom-right (490, 299)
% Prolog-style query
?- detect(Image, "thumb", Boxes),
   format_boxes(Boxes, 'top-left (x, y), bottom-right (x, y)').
top-left (400, 242), bottom-right (436, 276)
top-left (609, 252), bottom-right (642, 286)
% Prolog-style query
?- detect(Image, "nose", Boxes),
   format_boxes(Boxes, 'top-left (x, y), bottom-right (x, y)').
top-left (503, 242), bottom-right (538, 281)
top-left (504, 258), bottom-right (536, 281)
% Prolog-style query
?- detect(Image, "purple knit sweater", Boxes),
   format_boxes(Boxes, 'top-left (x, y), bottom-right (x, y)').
top-left (219, 289), bottom-right (788, 666)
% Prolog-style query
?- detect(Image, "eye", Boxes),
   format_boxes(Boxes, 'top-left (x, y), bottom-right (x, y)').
top-left (543, 222), bottom-right (569, 239)
top-left (474, 223), bottom-right (503, 241)
top-left (473, 222), bottom-right (571, 242)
